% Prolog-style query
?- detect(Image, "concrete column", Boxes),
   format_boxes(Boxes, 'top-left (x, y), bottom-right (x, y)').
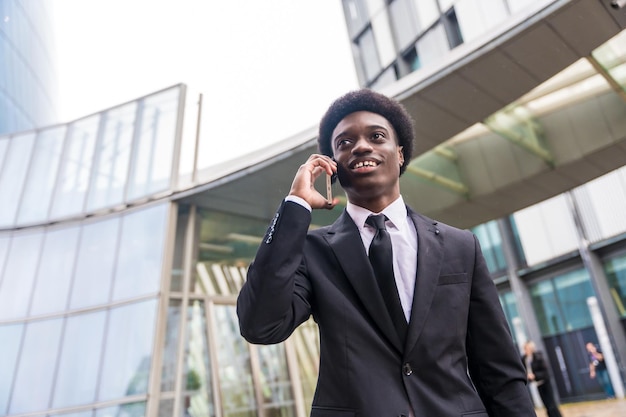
top-left (588, 296), bottom-right (624, 398)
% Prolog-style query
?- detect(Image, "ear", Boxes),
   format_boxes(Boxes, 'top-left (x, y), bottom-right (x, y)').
top-left (397, 146), bottom-right (404, 166)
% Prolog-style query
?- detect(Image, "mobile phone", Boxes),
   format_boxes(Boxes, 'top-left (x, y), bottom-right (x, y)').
top-left (326, 173), bottom-right (333, 203)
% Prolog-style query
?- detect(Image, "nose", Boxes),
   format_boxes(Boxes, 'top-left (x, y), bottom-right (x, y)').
top-left (352, 137), bottom-right (373, 154)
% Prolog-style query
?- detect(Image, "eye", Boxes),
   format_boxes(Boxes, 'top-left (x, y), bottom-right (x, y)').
top-left (372, 132), bottom-right (385, 141)
top-left (335, 138), bottom-right (352, 149)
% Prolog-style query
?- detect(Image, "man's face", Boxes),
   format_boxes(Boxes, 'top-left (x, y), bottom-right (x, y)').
top-left (331, 111), bottom-right (404, 208)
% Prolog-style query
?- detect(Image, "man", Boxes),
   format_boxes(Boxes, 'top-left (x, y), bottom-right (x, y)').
top-left (586, 342), bottom-right (615, 398)
top-left (522, 341), bottom-right (563, 417)
top-left (237, 89), bottom-right (536, 416)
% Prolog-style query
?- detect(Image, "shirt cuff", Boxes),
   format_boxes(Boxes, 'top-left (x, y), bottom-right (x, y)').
top-left (285, 195), bottom-right (312, 212)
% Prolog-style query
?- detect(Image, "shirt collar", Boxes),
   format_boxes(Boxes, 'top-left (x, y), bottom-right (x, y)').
top-left (346, 195), bottom-right (408, 231)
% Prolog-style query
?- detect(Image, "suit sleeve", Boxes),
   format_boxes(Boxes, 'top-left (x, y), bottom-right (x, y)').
top-left (237, 200), bottom-right (314, 344)
top-left (465, 234), bottom-right (535, 416)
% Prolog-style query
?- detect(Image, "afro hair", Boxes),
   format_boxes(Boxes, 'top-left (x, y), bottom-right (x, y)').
top-left (317, 89), bottom-right (415, 175)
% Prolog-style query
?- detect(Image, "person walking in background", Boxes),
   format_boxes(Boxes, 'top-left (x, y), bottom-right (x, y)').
top-left (237, 89), bottom-right (536, 416)
top-left (522, 341), bottom-right (563, 417)
top-left (586, 342), bottom-right (615, 398)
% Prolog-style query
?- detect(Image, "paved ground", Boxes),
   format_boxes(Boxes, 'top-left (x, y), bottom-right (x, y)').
top-left (535, 398), bottom-right (626, 417)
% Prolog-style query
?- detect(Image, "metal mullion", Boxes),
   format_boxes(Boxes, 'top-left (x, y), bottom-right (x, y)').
top-left (83, 111), bottom-right (108, 213)
top-left (248, 343), bottom-right (267, 417)
top-left (170, 204), bottom-right (197, 417)
top-left (191, 93), bottom-right (203, 185)
top-left (146, 202), bottom-right (181, 417)
top-left (123, 98), bottom-right (145, 204)
top-left (11, 127), bottom-right (43, 227)
top-left (284, 338), bottom-right (306, 417)
top-left (46, 123), bottom-right (73, 221)
top-left (205, 300), bottom-right (224, 417)
top-left (169, 84), bottom-right (186, 191)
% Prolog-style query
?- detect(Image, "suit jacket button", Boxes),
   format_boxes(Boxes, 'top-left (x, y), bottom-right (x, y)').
top-left (403, 363), bottom-right (413, 376)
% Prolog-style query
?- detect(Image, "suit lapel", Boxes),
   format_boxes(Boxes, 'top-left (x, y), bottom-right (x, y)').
top-left (323, 211), bottom-right (404, 352)
top-left (405, 209), bottom-right (443, 354)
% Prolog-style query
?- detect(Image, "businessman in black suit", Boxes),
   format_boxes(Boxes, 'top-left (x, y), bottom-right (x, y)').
top-left (237, 89), bottom-right (536, 417)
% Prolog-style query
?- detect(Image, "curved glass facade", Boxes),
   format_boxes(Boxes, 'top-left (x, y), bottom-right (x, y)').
top-left (0, 0), bottom-right (57, 134)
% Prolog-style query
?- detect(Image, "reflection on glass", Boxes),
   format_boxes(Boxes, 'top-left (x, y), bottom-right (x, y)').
top-left (127, 87), bottom-right (180, 200)
top-left (69, 216), bottom-right (120, 309)
top-left (499, 291), bottom-right (521, 345)
top-left (9, 317), bottom-right (63, 415)
top-left (98, 299), bottom-right (157, 402)
top-left (158, 398), bottom-right (174, 417)
top-left (183, 300), bottom-right (215, 417)
top-left (257, 344), bottom-right (296, 417)
top-left (605, 254), bottom-right (626, 318)
top-left (86, 102), bottom-right (137, 211)
top-left (214, 305), bottom-right (257, 417)
top-left (0, 132), bottom-right (36, 227)
top-left (53, 310), bottom-right (106, 409)
top-left (29, 227), bottom-right (80, 316)
top-left (112, 204), bottom-right (168, 301)
top-left (17, 125), bottom-right (66, 225)
top-left (0, 232), bottom-right (42, 319)
top-left (0, 323), bottom-right (24, 415)
top-left (553, 269), bottom-right (594, 330)
top-left (531, 280), bottom-right (563, 336)
top-left (471, 221), bottom-right (506, 273)
top-left (95, 402), bottom-right (146, 417)
top-left (161, 299), bottom-right (182, 392)
top-left (50, 115), bottom-right (100, 218)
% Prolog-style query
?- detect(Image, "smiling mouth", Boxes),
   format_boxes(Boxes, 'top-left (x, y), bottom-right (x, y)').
top-left (351, 160), bottom-right (379, 169)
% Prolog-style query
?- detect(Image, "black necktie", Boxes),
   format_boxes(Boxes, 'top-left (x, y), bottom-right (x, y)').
top-left (366, 214), bottom-right (407, 343)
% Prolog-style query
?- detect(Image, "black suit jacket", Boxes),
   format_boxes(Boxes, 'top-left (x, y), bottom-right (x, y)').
top-left (237, 200), bottom-right (535, 417)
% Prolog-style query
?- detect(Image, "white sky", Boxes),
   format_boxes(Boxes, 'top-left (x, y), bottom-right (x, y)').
top-left (51, 0), bottom-right (359, 161)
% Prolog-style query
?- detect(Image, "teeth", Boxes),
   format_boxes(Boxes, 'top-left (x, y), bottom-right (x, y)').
top-left (354, 161), bottom-right (377, 169)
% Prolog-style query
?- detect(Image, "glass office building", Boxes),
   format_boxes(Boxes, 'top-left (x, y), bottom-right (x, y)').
top-left (1, 1), bottom-right (626, 417)
top-left (0, 0), bottom-right (57, 134)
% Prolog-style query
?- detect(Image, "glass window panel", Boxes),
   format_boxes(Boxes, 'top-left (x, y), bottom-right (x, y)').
top-left (50, 115), bottom-right (100, 219)
top-left (530, 280), bottom-right (564, 336)
top-left (29, 226), bottom-right (80, 316)
top-left (390, 0), bottom-right (421, 50)
top-left (17, 126), bottom-right (66, 225)
top-left (513, 195), bottom-right (579, 266)
top-left (86, 102), bottom-right (137, 211)
top-left (161, 299), bottom-right (182, 392)
top-left (412, 0), bottom-right (439, 29)
top-left (53, 310), bottom-right (106, 408)
top-left (356, 28), bottom-right (380, 82)
top-left (605, 254), bottom-right (626, 318)
top-left (371, 10), bottom-right (396, 68)
top-left (98, 299), bottom-right (158, 402)
top-left (0, 231), bottom-right (43, 319)
top-left (112, 204), bottom-right (168, 301)
top-left (455, 0), bottom-right (508, 43)
top-left (214, 304), bottom-right (257, 417)
top-left (127, 88), bottom-right (180, 201)
top-left (0, 323), bottom-right (24, 415)
top-left (292, 319), bottom-right (320, 412)
top-left (183, 300), bottom-right (215, 417)
top-left (95, 402), bottom-right (146, 417)
top-left (342, 0), bottom-right (368, 37)
top-left (553, 269), bottom-right (594, 331)
top-left (9, 317), bottom-right (63, 415)
top-left (257, 344), bottom-right (296, 417)
top-left (0, 132), bottom-right (35, 227)
top-left (364, 0), bottom-right (384, 16)
top-left (69, 216), bottom-right (120, 309)
top-left (416, 23), bottom-right (449, 68)
top-left (472, 221), bottom-right (506, 273)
